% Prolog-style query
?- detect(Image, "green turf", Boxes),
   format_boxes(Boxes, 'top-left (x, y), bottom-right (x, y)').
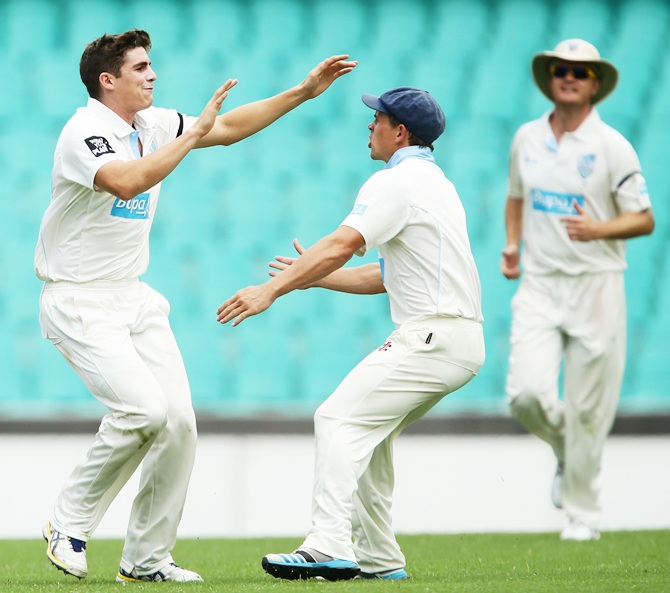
top-left (3, 531), bottom-right (669, 592)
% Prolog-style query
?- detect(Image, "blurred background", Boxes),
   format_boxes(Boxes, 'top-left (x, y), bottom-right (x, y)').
top-left (0, 0), bottom-right (668, 426)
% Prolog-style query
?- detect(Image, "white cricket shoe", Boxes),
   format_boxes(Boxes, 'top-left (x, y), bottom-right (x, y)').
top-left (116, 562), bottom-right (203, 583)
top-left (552, 463), bottom-right (564, 509)
top-left (42, 522), bottom-right (88, 579)
top-left (560, 521), bottom-right (601, 541)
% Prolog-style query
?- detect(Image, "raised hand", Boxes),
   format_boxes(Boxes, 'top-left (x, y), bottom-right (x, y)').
top-left (300, 55), bottom-right (358, 99)
top-left (190, 79), bottom-right (238, 138)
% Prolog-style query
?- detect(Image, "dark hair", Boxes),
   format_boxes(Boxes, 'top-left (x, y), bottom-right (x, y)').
top-left (387, 113), bottom-right (434, 151)
top-left (79, 29), bottom-right (152, 99)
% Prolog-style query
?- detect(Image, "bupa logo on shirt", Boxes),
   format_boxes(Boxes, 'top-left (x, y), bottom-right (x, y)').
top-left (110, 193), bottom-right (150, 219)
top-left (85, 136), bottom-right (115, 157)
top-left (531, 189), bottom-right (584, 215)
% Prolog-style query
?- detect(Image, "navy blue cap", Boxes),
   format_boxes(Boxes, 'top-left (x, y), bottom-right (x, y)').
top-left (361, 87), bottom-right (446, 144)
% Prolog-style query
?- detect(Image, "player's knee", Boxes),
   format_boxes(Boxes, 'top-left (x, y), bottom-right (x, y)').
top-left (168, 406), bottom-right (198, 442)
top-left (133, 402), bottom-right (169, 440)
top-left (313, 402), bottom-right (340, 435)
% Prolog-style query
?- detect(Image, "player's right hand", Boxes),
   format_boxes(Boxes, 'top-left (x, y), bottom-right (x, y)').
top-left (500, 244), bottom-right (521, 279)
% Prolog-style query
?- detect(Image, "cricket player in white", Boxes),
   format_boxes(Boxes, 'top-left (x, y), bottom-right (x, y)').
top-left (35, 29), bottom-right (356, 582)
top-left (501, 39), bottom-right (654, 541)
top-left (218, 87), bottom-right (485, 581)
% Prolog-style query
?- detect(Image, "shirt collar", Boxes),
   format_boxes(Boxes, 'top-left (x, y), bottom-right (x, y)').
top-left (385, 145), bottom-right (435, 169)
top-left (543, 107), bottom-right (601, 150)
top-left (85, 98), bottom-right (156, 137)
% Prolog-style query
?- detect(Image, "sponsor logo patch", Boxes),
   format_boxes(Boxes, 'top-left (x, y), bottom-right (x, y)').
top-left (350, 204), bottom-right (368, 216)
top-left (531, 189), bottom-right (583, 215)
top-left (85, 136), bottom-right (115, 157)
top-left (110, 193), bottom-right (150, 219)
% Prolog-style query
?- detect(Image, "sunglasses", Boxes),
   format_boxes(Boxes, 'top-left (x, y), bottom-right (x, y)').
top-left (549, 64), bottom-right (598, 80)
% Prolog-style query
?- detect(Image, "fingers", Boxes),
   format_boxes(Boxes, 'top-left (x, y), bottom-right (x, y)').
top-left (293, 238), bottom-right (306, 255)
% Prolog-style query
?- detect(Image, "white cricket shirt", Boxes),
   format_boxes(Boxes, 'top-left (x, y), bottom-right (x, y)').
top-left (341, 149), bottom-right (483, 327)
top-left (35, 98), bottom-right (195, 282)
top-left (508, 109), bottom-right (651, 275)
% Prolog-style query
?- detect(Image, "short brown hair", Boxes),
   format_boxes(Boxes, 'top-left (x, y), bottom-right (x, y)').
top-left (79, 29), bottom-right (152, 99)
top-left (388, 113), bottom-right (434, 151)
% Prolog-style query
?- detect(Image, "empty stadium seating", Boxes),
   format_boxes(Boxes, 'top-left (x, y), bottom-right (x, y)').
top-left (0, 0), bottom-right (667, 420)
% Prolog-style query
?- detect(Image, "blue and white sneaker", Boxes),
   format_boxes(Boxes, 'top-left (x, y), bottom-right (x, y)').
top-left (262, 549), bottom-right (360, 581)
top-left (357, 567), bottom-right (409, 580)
top-left (42, 522), bottom-right (88, 579)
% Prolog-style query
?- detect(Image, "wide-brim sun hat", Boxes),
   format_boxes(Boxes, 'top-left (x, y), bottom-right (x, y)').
top-left (532, 38), bottom-right (618, 104)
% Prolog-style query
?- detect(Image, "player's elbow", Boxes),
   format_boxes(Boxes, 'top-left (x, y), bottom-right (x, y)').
top-left (641, 210), bottom-right (655, 235)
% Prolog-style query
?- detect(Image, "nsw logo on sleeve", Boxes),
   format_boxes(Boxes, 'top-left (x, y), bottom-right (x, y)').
top-left (85, 136), bottom-right (115, 157)
top-left (110, 193), bottom-right (150, 219)
top-left (531, 189), bottom-right (583, 215)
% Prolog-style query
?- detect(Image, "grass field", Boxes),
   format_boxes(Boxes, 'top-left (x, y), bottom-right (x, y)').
top-left (3, 531), bottom-right (669, 593)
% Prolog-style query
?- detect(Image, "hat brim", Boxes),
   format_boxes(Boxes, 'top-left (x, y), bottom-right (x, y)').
top-left (361, 93), bottom-right (388, 114)
top-left (532, 52), bottom-right (618, 105)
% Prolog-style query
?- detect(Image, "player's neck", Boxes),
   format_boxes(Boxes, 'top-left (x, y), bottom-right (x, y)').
top-left (549, 104), bottom-right (592, 142)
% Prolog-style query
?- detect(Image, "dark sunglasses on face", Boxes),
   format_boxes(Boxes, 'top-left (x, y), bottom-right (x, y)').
top-left (549, 63), bottom-right (598, 80)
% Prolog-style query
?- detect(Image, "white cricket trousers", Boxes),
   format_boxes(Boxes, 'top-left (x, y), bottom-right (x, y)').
top-left (301, 316), bottom-right (485, 572)
top-left (506, 272), bottom-right (626, 528)
top-left (39, 279), bottom-right (197, 574)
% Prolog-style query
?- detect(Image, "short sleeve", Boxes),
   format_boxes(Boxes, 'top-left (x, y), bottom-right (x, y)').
top-left (341, 172), bottom-right (410, 256)
top-left (607, 136), bottom-right (652, 212)
top-left (59, 125), bottom-right (125, 190)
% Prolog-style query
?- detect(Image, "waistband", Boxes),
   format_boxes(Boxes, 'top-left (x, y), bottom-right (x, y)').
top-left (402, 315), bottom-right (483, 330)
top-left (42, 278), bottom-right (141, 292)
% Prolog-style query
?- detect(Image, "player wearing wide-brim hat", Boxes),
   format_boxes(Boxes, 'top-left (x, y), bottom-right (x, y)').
top-left (531, 38), bottom-right (618, 105)
top-left (501, 37), bottom-right (654, 543)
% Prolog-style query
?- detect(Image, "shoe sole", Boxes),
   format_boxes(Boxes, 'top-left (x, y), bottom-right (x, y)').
top-left (42, 523), bottom-right (87, 579)
top-left (262, 557), bottom-right (360, 581)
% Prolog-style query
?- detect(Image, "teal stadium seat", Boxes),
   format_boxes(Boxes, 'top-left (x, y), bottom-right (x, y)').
top-left (3, 0), bottom-right (63, 55)
top-left (60, 0), bottom-right (130, 54)
top-left (469, 0), bottom-right (550, 122)
top-left (600, 0), bottom-right (669, 142)
top-left (129, 0), bottom-right (192, 51)
top-left (551, 0), bottom-right (614, 52)
top-left (411, 0), bottom-right (490, 123)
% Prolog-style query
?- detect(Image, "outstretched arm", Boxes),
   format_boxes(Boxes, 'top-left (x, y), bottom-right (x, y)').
top-left (270, 238), bottom-right (385, 294)
top-left (217, 226), bottom-right (365, 326)
top-left (95, 80), bottom-right (237, 200)
top-left (197, 55), bottom-right (357, 147)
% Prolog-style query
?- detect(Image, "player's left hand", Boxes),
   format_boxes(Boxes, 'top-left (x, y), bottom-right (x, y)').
top-left (269, 238), bottom-right (305, 276)
top-left (561, 201), bottom-right (598, 242)
top-left (301, 55), bottom-right (358, 98)
top-left (217, 285), bottom-right (274, 326)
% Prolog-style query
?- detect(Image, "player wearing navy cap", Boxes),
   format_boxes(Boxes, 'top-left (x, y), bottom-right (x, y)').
top-left (218, 87), bottom-right (485, 580)
top-left (36, 28), bottom-right (356, 582)
top-left (501, 39), bottom-right (654, 541)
